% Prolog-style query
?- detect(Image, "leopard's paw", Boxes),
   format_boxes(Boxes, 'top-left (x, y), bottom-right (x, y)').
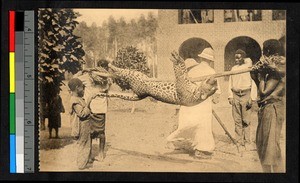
top-left (170, 51), bottom-right (184, 64)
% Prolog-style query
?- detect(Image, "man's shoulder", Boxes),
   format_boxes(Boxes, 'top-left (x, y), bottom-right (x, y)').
top-left (245, 57), bottom-right (252, 62)
top-left (244, 58), bottom-right (253, 66)
top-left (231, 63), bottom-right (250, 71)
top-left (189, 64), bottom-right (215, 76)
top-left (197, 62), bottom-right (215, 71)
top-left (230, 65), bottom-right (238, 70)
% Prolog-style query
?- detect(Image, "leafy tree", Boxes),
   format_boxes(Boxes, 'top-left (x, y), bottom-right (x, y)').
top-left (112, 46), bottom-right (150, 113)
top-left (74, 21), bottom-right (106, 68)
top-left (38, 8), bottom-right (85, 97)
top-left (112, 46), bottom-right (150, 91)
top-left (74, 12), bottom-right (158, 75)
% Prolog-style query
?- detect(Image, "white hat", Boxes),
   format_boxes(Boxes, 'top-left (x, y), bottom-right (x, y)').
top-left (198, 47), bottom-right (215, 61)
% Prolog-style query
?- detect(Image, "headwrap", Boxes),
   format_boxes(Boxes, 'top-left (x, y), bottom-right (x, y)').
top-left (68, 78), bottom-right (83, 91)
top-left (263, 39), bottom-right (281, 56)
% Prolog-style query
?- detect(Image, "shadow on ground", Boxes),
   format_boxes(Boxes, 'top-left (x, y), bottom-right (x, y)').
top-left (39, 136), bottom-right (74, 150)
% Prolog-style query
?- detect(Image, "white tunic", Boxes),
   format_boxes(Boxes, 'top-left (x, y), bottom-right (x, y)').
top-left (167, 59), bottom-right (219, 152)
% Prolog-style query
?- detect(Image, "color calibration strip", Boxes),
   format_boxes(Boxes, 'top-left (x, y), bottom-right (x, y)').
top-left (9, 10), bottom-right (35, 173)
top-left (24, 10), bottom-right (35, 173)
top-left (15, 11), bottom-right (25, 173)
top-left (9, 10), bottom-right (16, 173)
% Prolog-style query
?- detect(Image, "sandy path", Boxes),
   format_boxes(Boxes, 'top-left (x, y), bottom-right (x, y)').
top-left (39, 80), bottom-right (286, 172)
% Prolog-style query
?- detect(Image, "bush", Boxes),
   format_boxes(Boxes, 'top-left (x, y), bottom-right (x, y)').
top-left (112, 46), bottom-right (150, 91)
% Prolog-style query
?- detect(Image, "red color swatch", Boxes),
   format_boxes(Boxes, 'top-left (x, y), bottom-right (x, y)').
top-left (9, 11), bottom-right (15, 52)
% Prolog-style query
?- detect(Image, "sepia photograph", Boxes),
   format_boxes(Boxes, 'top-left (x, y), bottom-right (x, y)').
top-left (38, 8), bottom-right (286, 172)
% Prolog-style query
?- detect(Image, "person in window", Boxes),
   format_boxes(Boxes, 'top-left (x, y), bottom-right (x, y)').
top-left (182, 9), bottom-right (191, 24)
top-left (238, 10), bottom-right (249, 21)
top-left (200, 10), bottom-right (208, 23)
top-left (248, 10), bottom-right (254, 21)
top-left (253, 10), bottom-right (259, 21)
top-left (207, 10), bottom-right (214, 23)
top-left (224, 10), bottom-right (234, 22)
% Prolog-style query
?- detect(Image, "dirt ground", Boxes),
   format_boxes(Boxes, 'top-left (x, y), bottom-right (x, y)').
top-left (39, 79), bottom-right (286, 172)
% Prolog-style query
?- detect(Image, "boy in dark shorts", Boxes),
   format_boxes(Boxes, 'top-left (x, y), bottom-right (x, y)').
top-left (74, 60), bottom-right (111, 162)
top-left (89, 64), bottom-right (111, 162)
top-left (89, 84), bottom-right (109, 162)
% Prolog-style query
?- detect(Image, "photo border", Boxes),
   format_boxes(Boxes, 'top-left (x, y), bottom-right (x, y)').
top-left (1, 1), bottom-right (299, 182)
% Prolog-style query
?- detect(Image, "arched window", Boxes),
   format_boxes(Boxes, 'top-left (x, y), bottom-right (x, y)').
top-left (224, 36), bottom-right (261, 72)
top-left (178, 37), bottom-right (214, 68)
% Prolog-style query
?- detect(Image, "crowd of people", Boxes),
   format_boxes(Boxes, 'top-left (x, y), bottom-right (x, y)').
top-left (166, 39), bottom-right (286, 173)
top-left (40, 38), bottom-right (285, 172)
top-left (40, 60), bottom-right (111, 170)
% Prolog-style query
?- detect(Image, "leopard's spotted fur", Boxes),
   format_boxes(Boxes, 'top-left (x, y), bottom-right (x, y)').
top-left (99, 52), bottom-right (217, 106)
top-left (107, 64), bottom-right (179, 104)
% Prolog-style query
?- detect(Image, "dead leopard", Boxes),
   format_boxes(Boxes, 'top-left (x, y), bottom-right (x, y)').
top-left (94, 51), bottom-right (217, 107)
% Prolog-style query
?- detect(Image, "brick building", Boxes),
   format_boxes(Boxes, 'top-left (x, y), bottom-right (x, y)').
top-left (156, 10), bottom-right (286, 80)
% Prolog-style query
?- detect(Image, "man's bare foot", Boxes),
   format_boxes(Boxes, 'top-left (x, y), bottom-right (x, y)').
top-left (165, 142), bottom-right (182, 150)
top-left (97, 153), bottom-right (105, 162)
top-left (165, 142), bottom-right (176, 150)
top-left (88, 158), bottom-right (94, 164)
top-left (194, 150), bottom-right (213, 160)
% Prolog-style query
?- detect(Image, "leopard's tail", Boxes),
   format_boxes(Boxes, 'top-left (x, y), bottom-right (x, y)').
top-left (96, 92), bottom-right (142, 101)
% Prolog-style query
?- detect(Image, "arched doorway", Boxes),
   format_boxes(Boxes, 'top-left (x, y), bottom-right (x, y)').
top-left (224, 36), bottom-right (261, 72)
top-left (179, 37), bottom-right (214, 67)
top-left (179, 37), bottom-right (212, 59)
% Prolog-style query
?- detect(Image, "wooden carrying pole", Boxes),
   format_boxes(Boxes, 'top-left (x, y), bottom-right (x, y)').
top-left (212, 109), bottom-right (240, 153)
top-left (141, 67), bottom-right (253, 82)
top-left (93, 66), bottom-right (253, 82)
top-left (190, 67), bottom-right (252, 82)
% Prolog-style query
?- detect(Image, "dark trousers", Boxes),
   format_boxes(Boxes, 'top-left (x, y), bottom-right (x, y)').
top-left (256, 101), bottom-right (284, 166)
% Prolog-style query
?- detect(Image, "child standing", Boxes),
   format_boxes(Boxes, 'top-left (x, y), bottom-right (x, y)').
top-left (89, 75), bottom-right (110, 162)
top-left (48, 90), bottom-right (65, 139)
top-left (75, 60), bottom-right (111, 162)
top-left (68, 78), bottom-right (95, 170)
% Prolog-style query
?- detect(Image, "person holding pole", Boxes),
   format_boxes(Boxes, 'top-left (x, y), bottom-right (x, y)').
top-left (166, 47), bottom-right (221, 159)
top-left (251, 39), bottom-right (286, 172)
top-left (228, 49), bottom-right (257, 151)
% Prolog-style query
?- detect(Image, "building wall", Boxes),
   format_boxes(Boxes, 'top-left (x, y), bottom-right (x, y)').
top-left (156, 10), bottom-right (286, 80)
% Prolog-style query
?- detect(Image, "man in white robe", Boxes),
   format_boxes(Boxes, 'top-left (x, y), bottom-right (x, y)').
top-left (167, 47), bottom-right (221, 159)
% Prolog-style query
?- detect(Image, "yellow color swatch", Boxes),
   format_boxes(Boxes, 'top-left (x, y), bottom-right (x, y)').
top-left (9, 52), bottom-right (15, 93)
